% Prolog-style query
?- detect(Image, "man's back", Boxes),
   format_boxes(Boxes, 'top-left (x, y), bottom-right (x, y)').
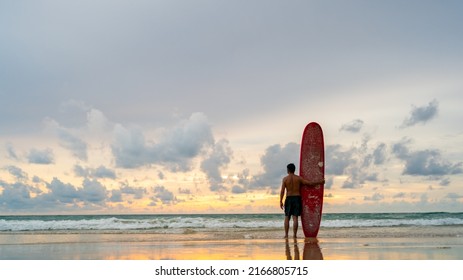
top-left (283, 174), bottom-right (304, 196)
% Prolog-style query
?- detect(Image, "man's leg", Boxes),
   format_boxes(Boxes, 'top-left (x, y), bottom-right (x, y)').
top-left (284, 216), bottom-right (290, 238)
top-left (292, 215), bottom-right (298, 238)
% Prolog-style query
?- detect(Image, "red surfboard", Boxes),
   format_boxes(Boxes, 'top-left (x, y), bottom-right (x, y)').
top-left (300, 122), bottom-right (325, 238)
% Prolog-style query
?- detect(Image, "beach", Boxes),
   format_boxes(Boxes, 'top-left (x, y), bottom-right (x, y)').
top-left (1, 225), bottom-right (463, 260)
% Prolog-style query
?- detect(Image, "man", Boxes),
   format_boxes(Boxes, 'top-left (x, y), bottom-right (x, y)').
top-left (280, 163), bottom-right (325, 238)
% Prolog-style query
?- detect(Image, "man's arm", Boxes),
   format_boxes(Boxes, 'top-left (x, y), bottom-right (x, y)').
top-left (301, 178), bottom-right (325, 186)
top-left (279, 179), bottom-right (285, 209)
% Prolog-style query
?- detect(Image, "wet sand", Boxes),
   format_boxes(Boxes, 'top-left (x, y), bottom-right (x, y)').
top-left (1, 226), bottom-right (463, 260)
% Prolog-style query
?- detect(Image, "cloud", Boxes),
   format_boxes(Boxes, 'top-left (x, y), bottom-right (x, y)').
top-left (91, 166), bottom-right (116, 179)
top-left (56, 100), bottom-right (91, 128)
top-left (4, 166), bottom-right (28, 181)
top-left (152, 186), bottom-right (176, 205)
top-left (112, 112), bottom-right (214, 171)
top-left (0, 182), bottom-right (35, 209)
top-left (325, 145), bottom-right (357, 175)
top-left (41, 103), bottom-right (113, 162)
top-left (401, 99), bottom-right (438, 128)
top-left (364, 192), bottom-right (385, 201)
top-left (41, 178), bottom-right (108, 206)
top-left (372, 143), bottom-right (387, 165)
top-left (250, 142), bottom-right (299, 190)
top-left (73, 165), bottom-right (116, 179)
top-left (5, 143), bottom-right (19, 160)
top-left (45, 178), bottom-right (81, 204)
top-left (178, 188), bottom-right (191, 195)
top-left (446, 193), bottom-right (463, 201)
top-left (0, 176), bottom-right (112, 212)
top-left (109, 183), bottom-right (147, 203)
top-left (393, 192), bottom-right (406, 199)
top-left (231, 185), bottom-right (246, 194)
top-left (200, 139), bottom-right (232, 192)
top-left (392, 138), bottom-right (463, 176)
top-left (340, 119), bottom-right (364, 133)
top-left (79, 178), bottom-right (108, 204)
top-left (86, 108), bottom-right (111, 133)
top-left (325, 177), bottom-right (334, 189)
top-left (120, 184), bottom-right (146, 199)
top-left (27, 148), bottom-right (54, 164)
top-left (110, 190), bottom-right (123, 203)
top-left (440, 178), bottom-right (451, 186)
top-left (56, 128), bottom-right (88, 161)
top-left (327, 137), bottom-right (386, 189)
top-left (74, 165), bottom-right (90, 177)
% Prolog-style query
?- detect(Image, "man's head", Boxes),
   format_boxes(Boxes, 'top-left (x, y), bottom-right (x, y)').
top-left (287, 163), bottom-right (296, 174)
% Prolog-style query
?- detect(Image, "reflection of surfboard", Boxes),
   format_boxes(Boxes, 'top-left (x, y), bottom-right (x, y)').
top-left (303, 238), bottom-right (323, 260)
top-left (300, 122), bottom-right (324, 238)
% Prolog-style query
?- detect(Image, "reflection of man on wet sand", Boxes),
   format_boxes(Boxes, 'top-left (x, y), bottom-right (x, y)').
top-left (280, 163), bottom-right (325, 238)
top-left (285, 239), bottom-right (300, 260)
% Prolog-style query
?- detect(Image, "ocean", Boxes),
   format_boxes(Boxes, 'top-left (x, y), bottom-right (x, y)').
top-left (1, 212), bottom-right (463, 235)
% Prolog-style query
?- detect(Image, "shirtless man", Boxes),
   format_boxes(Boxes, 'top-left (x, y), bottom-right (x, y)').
top-left (280, 163), bottom-right (325, 238)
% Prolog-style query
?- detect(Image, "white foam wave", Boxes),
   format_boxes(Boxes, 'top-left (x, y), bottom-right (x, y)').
top-left (321, 218), bottom-right (463, 228)
top-left (0, 217), bottom-right (282, 232)
top-left (1, 215), bottom-right (463, 232)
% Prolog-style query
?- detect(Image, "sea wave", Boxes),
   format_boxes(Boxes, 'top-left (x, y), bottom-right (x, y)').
top-left (322, 217), bottom-right (463, 228)
top-left (0, 216), bottom-right (281, 232)
top-left (1, 213), bottom-right (463, 232)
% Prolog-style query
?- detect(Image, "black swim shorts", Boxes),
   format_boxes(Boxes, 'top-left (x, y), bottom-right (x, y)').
top-left (284, 196), bottom-right (302, 217)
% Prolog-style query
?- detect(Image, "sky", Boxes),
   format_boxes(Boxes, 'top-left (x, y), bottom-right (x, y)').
top-left (1, 0), bottom-right (463, 214)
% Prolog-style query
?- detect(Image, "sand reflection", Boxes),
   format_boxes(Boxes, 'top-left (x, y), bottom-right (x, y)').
top-left (303, 238), bottom-right (323, 260)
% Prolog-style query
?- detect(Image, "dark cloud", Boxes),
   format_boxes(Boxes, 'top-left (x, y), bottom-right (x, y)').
top-left (27, 148), bottom-right (54, 164)
top-left (401, 99), bottom-right (438, 128)
top-left (392, 139), bottom-right (463, 176)
top-left (340, 119), bottom-right (364, 133)
top-left (112, 112), bottom-right (214, 171)
top-left (250, 142), bottom-right (299, 189)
